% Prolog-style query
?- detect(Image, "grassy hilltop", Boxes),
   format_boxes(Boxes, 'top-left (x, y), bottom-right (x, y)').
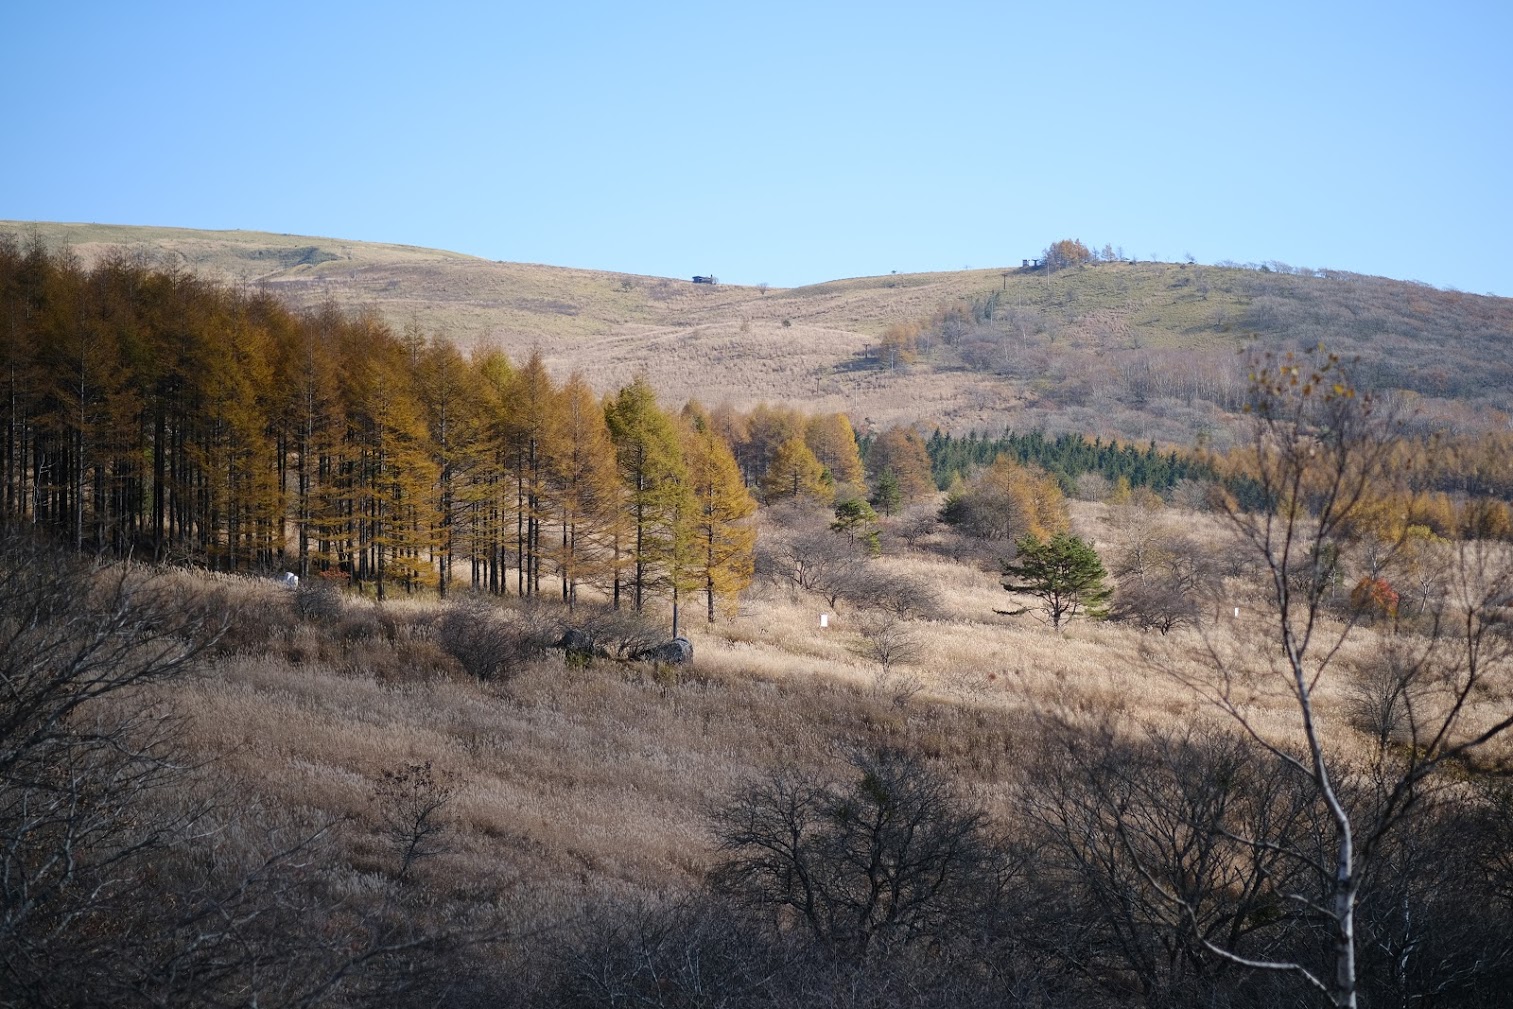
top-left (9, 220), bottom-right (1512, 447)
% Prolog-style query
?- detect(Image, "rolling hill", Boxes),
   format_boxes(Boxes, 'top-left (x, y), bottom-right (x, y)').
top-left (7, 221), bottom-right (1511, 447)
top-left (7, 222), bottom-right (1513, 1008)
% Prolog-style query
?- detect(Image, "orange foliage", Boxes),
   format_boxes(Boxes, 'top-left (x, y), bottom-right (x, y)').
top-left (877, 322), bottom-right (921, 369)
top-left (1349, 576), bottom-right (1399, 622)
top-left (866, 427), bottom-right (936, 502)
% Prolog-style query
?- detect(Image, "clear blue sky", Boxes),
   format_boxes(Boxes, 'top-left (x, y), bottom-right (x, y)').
top-left (5, 0), bottom-right (1510, 294)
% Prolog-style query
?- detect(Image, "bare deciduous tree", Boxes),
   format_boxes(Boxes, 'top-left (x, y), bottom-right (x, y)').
top-left (0, 534), bottom-right (491, 1007)
top-left (374, 761), bottom-right (458, 883)
top-left (756, 519), bottom-right (869, 608)
top-left (1169, 349), bottom-right (1513, 1008)
top-left (854, 615), bottom-right (921, 676)
top-left (854, 614), bottom-right (924, 706)
top-left (1110, 530), bottom-right (1221, 634)
top-left (1021, 716), bottom-right (1323, 1008)
top-left (707, 750), bottom-right (1011, 960)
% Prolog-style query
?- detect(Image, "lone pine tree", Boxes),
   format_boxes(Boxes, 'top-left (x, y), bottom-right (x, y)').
top-left (1000, 532), bottom-right (1111, 629)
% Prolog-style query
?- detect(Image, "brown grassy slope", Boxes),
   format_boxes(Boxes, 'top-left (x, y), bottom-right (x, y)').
top-left (6, 220), bottom-right (1030, 428)
top-left (2, 220), bottom-right (699, 340)
top-left (1, 221), bottom-right (1010, 339)
top-left (10, 222), bottom-right (1511, 443)
top-left (161, 501), bottom-right (1450, 921)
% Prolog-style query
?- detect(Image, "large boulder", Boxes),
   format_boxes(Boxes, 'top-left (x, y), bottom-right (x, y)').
top-left (555, 628), bottom-right (610, 664)
top-left (554, 628), bottom-right (691, 665)
top-left (556, 628), bottom-right (594, 653)
top-left (635, 636), bottom-right (693, 665)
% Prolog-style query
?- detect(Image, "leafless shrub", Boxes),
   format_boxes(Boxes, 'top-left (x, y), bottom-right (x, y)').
top-left (1349, 794), bottom-right (1513, 1006)
top-left (928, 527), bottom-right (1005, 570)
top-left (438, 597), bottom-right (542, 681)
top-left (549, 897), bottom-right (775, 1009)
top-left (509, 597), bottom-right (571, 657)
top-left (205, 583), bottom-right (292, 655)
top-left (1472, 781), bottom-right (1513, 912)
top-left (296, 579), bottom-right (344, 621)
top-left (338, 601), bottom-right (387, 642)
top-left (558, 603), bottom-right (665, 663)
top-left (847, 566), bottom-right (941, 619)
top-left (888, 503), bottom-right (940, 551)
top-left (374, 761), bottom-right (458, 883)
top-left (458, 596), bottom-right (564, 678)
top-left (0, 535), bottom-right (222, 783)
top-left (549, 893), bottom-right (1049, 1009)
top-left (707, 749), bottom-right (1010, 960)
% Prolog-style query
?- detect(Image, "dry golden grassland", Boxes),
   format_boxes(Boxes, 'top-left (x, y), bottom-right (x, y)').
top-left (147, 498), bottom-right (1499, 933)
top-left (17, 221), bottom-right (1511, 446)
top-left (5, 222), bottom-right (1254, 435)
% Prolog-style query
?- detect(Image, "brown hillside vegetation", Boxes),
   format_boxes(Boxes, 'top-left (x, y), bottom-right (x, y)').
top-left (4, 328), bottom-right (1513, 1006)
top-left (7, 230), bottom-right (1513, 1007)
top-left (11, 481), bottom-right (1513, 1006)
top-left (12, 221), bottom-right (1511, 446)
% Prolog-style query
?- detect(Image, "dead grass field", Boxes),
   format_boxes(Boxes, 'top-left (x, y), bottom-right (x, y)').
top-left (150, 499), bottom-right (1477, 926)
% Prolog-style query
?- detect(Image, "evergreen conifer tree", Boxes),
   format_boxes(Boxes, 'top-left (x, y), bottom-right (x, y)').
top-left (1000, 532), bottom-right (1111, 629)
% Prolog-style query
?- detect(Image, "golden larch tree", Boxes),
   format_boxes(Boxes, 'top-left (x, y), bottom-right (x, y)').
top-left (804, 412), bottom-right (864, 488)
top-left (546, 373), bottom-right (620, 609)
top-left (605, 376), bottom-right (692, 615)
top-left (866, 426), bottom-right (936, 502)
top-left (761, 436), bottom-right (830, 506)
top-left (683, 408), bottom-right (757, 623)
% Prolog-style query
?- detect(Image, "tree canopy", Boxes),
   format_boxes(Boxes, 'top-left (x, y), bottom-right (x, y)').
top-left (940, 455), bottom-right (1067, 543)
top-left (0, 239), bottom-right (757, 624)
top-left (1000, 532), bottom-right (1111, 629)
